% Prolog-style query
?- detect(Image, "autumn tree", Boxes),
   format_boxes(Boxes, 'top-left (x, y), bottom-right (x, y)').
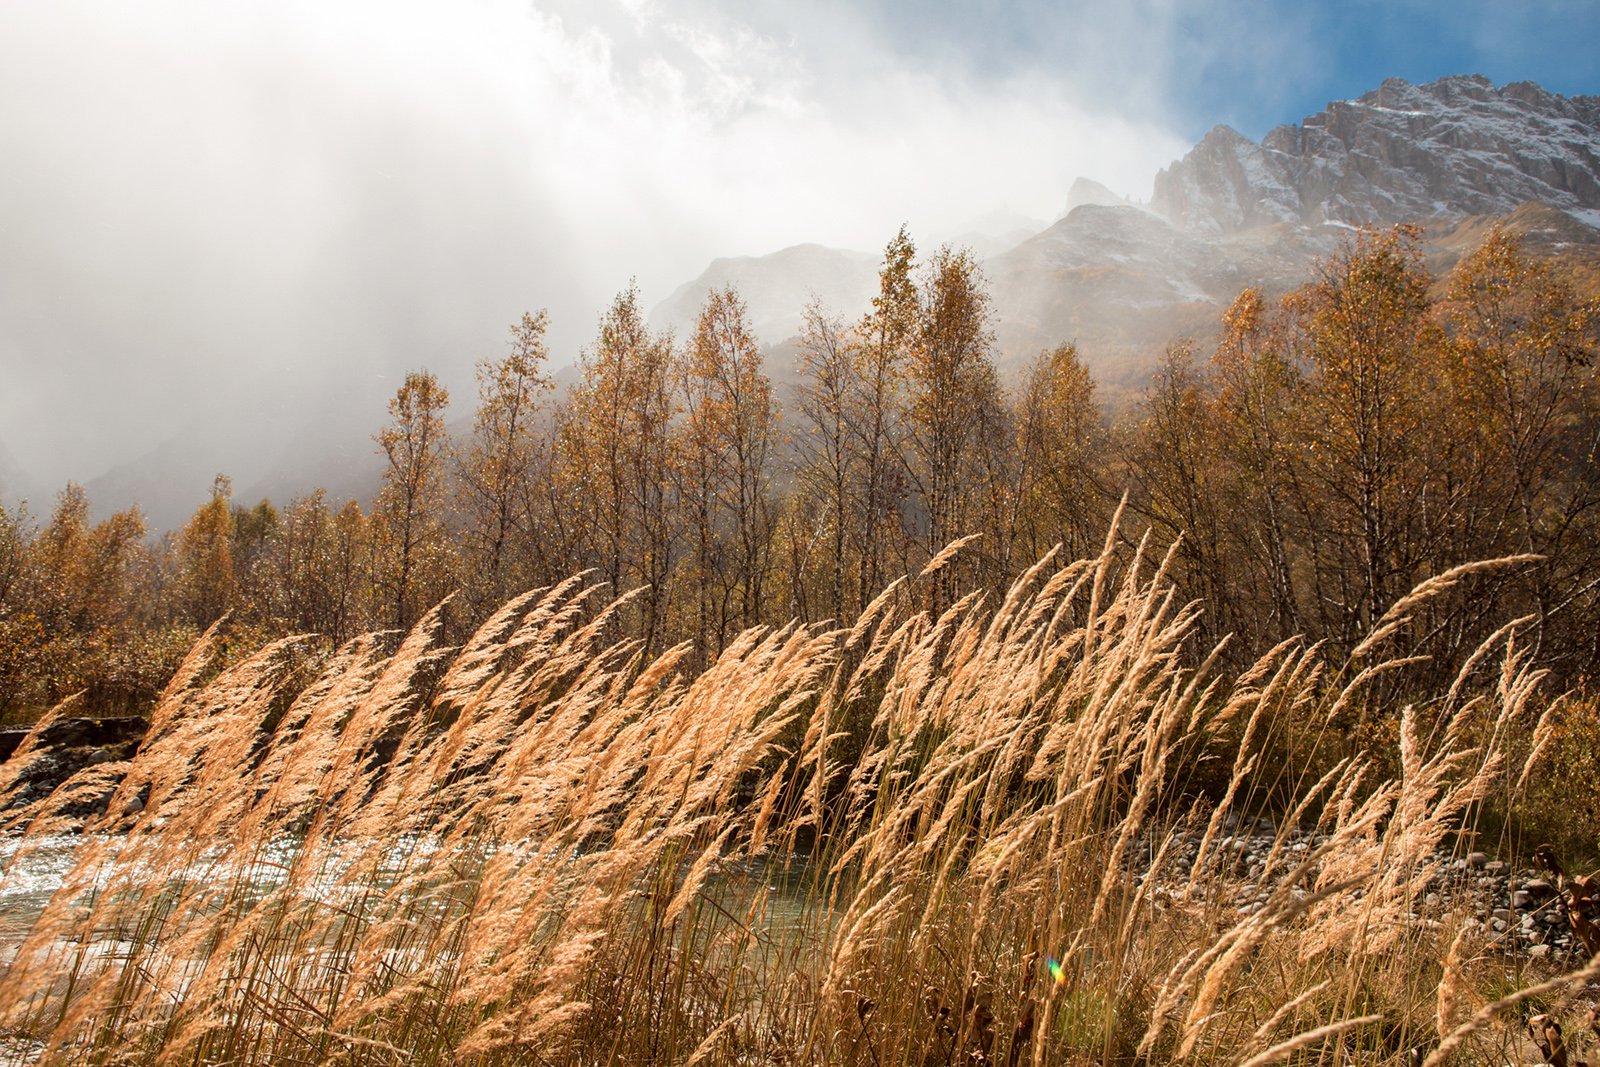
top-left (676, 285), bottom-right (776, 656)
top-left (1290, 226), bottom-right (1439, 641)
top-left (0, 499), bottom-right (29, 614)
top-left (1010, 341), bottom-right (1105, 569)
top-left (1208, 289), bottom-right (1305, 641)
top-left (175, 474), bottom-right (237, 626)
top-left (0, 500), bottom-right (38, 713)
top-left (373, 370), bottom-right (452, 630)
top-left (557, 284), bottom-right (677, 652)
top-left (1117, 224), bottom-right (1600, 677)
top-left (1125, 343), bottom-right (1237, 642)
top-left (521, 403), bottom-right (586, 592)
top-left (849, 225), bottom-right (918, 604)
top-left (34, 483), bottom-right (147, 638)
top-left (279, 490), bottom-right (371, 643)
top-left (902, 244), bottom-right (1004, 603)
top-left (230, 497), bottom-right (281, 623)
top-left (791, 300), bottom-right (859, 619)
top-left (1434, 226), bottom-right (1600, 667)
top-left (18, 483), bottom-right (151, 708)
top-left (458, 310), bottom-right (554, 619)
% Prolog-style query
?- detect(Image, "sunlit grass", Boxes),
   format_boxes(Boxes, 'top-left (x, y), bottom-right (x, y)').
top-left (0, 529), bottom-right (1585, 1066)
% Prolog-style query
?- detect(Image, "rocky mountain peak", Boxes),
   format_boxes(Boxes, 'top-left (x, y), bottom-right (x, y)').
top-left (1064, 176), bottom-right (1129, 213)
top-left (1152, 75), bottom-right (1600, 234)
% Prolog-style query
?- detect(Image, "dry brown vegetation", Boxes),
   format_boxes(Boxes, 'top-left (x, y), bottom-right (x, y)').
top-left (0, 520), bottom-right (1591, 1066)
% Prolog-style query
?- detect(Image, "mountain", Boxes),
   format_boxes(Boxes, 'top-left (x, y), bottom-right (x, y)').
top-left (661, 75), bottom-right (1600, 395)
top-left (1153, 75), bottom-right (1600, 233)
top-left (0, 436), bottom-right (42, 509)
top-left (1423, 201), bottom-right (1600, 279)
top-left (650, 219), bottom-right (1044, 342)
top-left (983, 206), bottom-right (1335, 388)
top-left (78, 386), bottom-right (393, 530)
top-left (652, 244), bottom-right (880, 343)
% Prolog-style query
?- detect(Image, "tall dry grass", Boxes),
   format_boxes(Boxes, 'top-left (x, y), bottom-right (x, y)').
top-left (0, 528), bottom-right (1580, 1066)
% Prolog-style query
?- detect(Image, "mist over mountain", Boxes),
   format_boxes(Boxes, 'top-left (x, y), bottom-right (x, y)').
top-left (660, 74), bottom-right (1600, 396)
top-left (3, 2), bottom-right (1199, 530)
top-left (651, 245), bottom-right (881, 346)
top-left (10, 64), bottom-right (1600, 529)
top-left (0, 437), bottom-right (39, 510)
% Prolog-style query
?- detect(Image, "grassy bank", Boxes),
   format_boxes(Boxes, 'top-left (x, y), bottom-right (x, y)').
top-left (0, 530), bottom-right (1591, 1066)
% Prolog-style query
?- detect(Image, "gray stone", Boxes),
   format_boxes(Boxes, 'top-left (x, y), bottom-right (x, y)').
top-left (1152, 76), bottom-right (1600, 234)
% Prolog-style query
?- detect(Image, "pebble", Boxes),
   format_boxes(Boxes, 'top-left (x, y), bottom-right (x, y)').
top-left (1126, 827), bottom-right (1585, 963)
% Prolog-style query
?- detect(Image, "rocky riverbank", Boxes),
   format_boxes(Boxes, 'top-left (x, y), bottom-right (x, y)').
top-left (1153, 822), bottom-right (1596, 965)
top-left (0, 715), bottom-right (148, 819)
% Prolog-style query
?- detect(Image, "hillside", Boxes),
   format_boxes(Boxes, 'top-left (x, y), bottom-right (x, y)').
top-left (658, 75), bottom-right (1600, 393)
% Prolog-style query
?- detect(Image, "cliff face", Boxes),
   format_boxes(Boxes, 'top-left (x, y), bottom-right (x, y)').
top-left (1152, 75), bottom-right (1600, 233)
top-left (982, 76), bottom-right (1600, 381)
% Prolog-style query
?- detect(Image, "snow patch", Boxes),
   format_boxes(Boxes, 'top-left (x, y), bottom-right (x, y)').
top-left (1356, 102), bottom-right (1430, 118)
top-left (1565, 207), bottom-right (1600, 231)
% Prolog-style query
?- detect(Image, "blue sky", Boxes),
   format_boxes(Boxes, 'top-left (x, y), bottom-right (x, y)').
top-left (845, 0), bottom-right (1598, 140)
top-left (0, 0), bottom-right (1594, 494)
top-left (1260, 0), bottom-right (1599, 136)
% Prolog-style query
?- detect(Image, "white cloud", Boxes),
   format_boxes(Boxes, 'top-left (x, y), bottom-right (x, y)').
top-left (0, 0), bottom-right (1188, 496)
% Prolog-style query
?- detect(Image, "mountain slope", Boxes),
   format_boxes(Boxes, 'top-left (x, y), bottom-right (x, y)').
top-left (0, 436), bottom-right (42, 509)
top-left (983, 205), bottom-right (1340, 385)
top-left (1153, 75), bottom-right (1600, 232)
top-left (651, 244), bottom-right (880, 343)
top-left (659, 75), bottom-right (1600, 395)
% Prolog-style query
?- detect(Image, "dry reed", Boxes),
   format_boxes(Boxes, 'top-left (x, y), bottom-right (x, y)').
top-left (0, 533), bottom-right (1579, 1066)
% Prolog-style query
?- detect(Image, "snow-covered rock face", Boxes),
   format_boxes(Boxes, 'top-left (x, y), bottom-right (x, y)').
top-left (1153, 75), bottom-right (1600, 233)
